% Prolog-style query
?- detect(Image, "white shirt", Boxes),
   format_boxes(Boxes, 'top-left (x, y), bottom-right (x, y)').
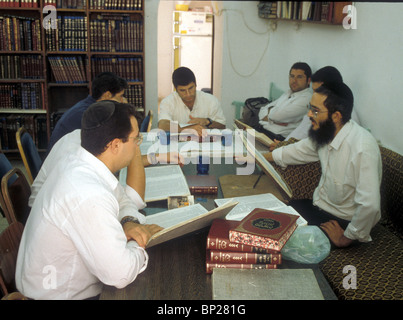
top-left (16, 145), bottom-right (148, 300)
top-left (258, 88), bottom-right (312, 138)
top-left (159, 90), bottom-right (226, 126)
top-left (29, 130), bottom-right (146, 210)
top-left (272, 120), bottom-right (382, 242)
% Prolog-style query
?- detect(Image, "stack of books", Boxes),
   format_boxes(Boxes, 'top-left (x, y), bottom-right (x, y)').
top-left (206, 209), bottom-right (299, 274)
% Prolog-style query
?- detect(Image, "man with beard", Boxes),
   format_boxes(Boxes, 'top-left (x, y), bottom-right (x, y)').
top-left (264, 82), bottom-right (382, 247)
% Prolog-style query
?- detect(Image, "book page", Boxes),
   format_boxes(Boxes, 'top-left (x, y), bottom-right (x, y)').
top-left (146, 200), bottom-right (238, 248)
top-left (144, 165), bottom-right (190, 202)
top-left (239, 130), bottom-right (292, 198)
top-left (119, 165), bottom-right (190, 202)
top-left (215, 193), bottom-right (307, 226)
top-left (145, 204), bottom-right (208, 228)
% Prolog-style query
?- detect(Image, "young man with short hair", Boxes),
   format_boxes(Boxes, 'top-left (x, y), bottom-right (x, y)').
top-left (258, 62), bottom-right (312, 141)
top-left (158, 67), bottom-right (226, 136)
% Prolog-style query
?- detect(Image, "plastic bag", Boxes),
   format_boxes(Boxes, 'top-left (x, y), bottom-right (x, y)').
top-left (281, 226), bottom-right (330, 264)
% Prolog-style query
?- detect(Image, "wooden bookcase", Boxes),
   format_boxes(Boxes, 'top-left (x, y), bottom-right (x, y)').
top-left (258, 1), bottom-right (353, 25)
top-left (0, 0), bottom-right (145, 154)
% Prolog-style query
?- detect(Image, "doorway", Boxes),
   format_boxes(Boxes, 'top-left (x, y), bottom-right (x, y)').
top-left (157, 1), bottom-right (214, 102)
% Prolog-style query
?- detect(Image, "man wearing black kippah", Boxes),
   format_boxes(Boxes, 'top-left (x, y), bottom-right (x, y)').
top-left (16, 101), bottom-right (163, 300)
top-left (265, 82), bottom-right (382, 248)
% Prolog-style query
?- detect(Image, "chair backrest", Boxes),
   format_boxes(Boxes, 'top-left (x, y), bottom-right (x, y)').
top-left (0, 221), bottom-right (24, 297)
top-left (140, 110), bottom-right (153, 132)
top-left (0, 168), bottom-right (31, 225)
top-left (0, 153), bottom-right (16, 187)
top-left (16, 126), bottom-right (42, 184)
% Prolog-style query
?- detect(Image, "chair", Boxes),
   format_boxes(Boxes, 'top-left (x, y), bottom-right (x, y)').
top-left (140, 110), bottom-right (153, 132)
top-left (0, 221), bottom-right (24, 297)
top-left (0, 168), bottom-right (31, 225)
top-left (16, 126), bottom-right (42, 184)
top-left (0, 153), bottom-right (17, 218)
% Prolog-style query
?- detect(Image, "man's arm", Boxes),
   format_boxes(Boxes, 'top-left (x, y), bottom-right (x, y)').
top-left (126, 145), bottom-right (145, 201)
top-left (188, 115), bottom-right (225, 129)
top-left (158, 119), bottom-right (205, 136)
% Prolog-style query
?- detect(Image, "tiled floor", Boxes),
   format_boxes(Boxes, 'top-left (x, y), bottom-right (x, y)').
top-left (0, 159), bottom-right (27, 233)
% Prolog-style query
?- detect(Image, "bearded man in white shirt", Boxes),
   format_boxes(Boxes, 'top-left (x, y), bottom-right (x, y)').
top-left (158, 67), bottom-right (226, 136)
top-left (258, 62), bottom-right (312, 141)
top-left (16, 101), bottom-right (163, 300)
top-left (265, 82), bottom-right (382, 247)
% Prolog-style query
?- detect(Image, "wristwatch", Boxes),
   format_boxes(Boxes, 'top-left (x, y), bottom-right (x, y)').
top-left (120, 216), bottom-right (139, 226)
top-left (206, 118), bottom-right (213, 128)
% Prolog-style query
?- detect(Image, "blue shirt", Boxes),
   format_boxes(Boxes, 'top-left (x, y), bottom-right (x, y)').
top-left (47, 95), bottom-right (96, 155)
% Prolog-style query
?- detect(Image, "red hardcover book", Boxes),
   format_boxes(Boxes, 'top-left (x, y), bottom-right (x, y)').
top-left (206, 262), bottom-right (277, 274)
top-left (186, 175), bottom-right (218, 195)
top-left (208, 250), bottom-right (282, 265)
top-left (207, 219), bottom-right (278, 254)
top-left (229, 209), bottom-right (298, 251)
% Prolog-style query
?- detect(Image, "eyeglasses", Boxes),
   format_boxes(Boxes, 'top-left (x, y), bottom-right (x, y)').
top-left (128, 133), bottom-right (143, 145)
top-left (307, 104), bottom-right (328, 118)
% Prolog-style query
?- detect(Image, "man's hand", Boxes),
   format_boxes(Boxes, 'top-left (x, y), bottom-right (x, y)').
top-left (188, 115), bottom-right (209, 127)
top-left (269, 139), bottom-right (281, 151)
top-left (181, 124), bottom-right (207, 137)
top-left (320, 220), bottom-right (353, 248)
top-left (123, 222), bottom-right (163, 248)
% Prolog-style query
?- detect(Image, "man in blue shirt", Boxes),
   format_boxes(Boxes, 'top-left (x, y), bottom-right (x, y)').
top-left (47, 72), bottom-right (128, 155)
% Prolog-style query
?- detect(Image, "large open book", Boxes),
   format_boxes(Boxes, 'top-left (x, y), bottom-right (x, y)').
top-left (215, 193), bottom-right (307, 226)
top-left (234, 119), bottom-right (274, 148)
top-left (119, 165), bottom-right (190, 202)
top-left (237, 129), bottom-right (292, 199)
top-left (145, 200), bottom-right (238, 248)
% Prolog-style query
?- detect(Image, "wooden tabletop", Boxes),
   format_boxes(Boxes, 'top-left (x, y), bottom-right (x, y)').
top-left (101, 162), bottom-right (337, 300)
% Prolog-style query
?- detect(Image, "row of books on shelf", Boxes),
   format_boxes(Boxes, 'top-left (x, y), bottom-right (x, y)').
top-left (0, 83), bottom-right (44, 110)
top-left (44, 0), bottom-right (86, 9)
top-left (43, 0), bottom-right (142, 10)
top-left (259, 1), bottom-right (344, 24)
top-left (89, 0), bottom-right (142, 11)
top-left (206, 209), bottom-right (299, 274)
top-left (90, 56), bottom-right (143, 82)
top-left (45, 16), bottom-right (87, 52)
top-left (90, 17), bottom-right (143, 52)
top-left (0, 15), bottom-right (42, 51)
top-left (0, 0), bottom-right (39, 8)
top-left (0, 55), bottom-right (44, 80)
top-left (48, 56), bottom-right (87, 83)
top-left (0, 114), bottom-right (47, 150)
top-left (126, 84), bottom-right (143, 110)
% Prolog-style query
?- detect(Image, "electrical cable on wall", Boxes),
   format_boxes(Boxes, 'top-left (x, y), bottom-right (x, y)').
top-left (219, 9), bottom-right (271, 78)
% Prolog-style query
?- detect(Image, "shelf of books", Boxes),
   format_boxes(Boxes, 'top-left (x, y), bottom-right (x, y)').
top-left (0, 0), bottom-right (145, 154)
top-left (258, 2), bottom-right (352, 25)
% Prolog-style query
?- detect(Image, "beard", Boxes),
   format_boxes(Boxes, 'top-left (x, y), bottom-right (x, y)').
top-left (308, 116), bottom-right (336, 149)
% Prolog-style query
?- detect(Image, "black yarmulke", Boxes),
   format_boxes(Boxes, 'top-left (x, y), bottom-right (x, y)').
top-left (82, 100), bottom-right (116, 130)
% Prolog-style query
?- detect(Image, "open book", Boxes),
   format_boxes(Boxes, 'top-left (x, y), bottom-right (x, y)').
top-left (145, 200), bottom-right (238, 248)
top-left (237, 130), bottom-right (292, 199)
top-left (215, 193), bottom-right (307, 226)
top-left (119, 165), bottom-right (190, 202)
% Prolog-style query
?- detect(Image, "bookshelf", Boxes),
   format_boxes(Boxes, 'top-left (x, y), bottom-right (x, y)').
top-left (0, 0), bottom-right (145, 154)
top-left (258, 2), bottom-right (352, 25)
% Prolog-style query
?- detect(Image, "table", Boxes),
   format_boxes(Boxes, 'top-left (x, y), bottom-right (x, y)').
top-left (100, 161), bottom-right (337, 300)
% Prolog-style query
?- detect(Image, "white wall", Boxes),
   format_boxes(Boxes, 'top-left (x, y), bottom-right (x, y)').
top-left (145, 1), bottom-right (403, 155)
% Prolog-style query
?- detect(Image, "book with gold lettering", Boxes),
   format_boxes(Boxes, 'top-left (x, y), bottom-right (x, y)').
top-left (229, 208), bottom-right (298, 251)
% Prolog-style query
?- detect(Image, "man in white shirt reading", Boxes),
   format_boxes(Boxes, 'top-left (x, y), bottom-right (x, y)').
top-left (258, 62), bottom-right (312, 141)
top-left (158, 67), bottom-right (226, 136)
top-left (16, 101), bottom-right (163, 299)
top-left (265, 82), bottom-right (382, 247)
